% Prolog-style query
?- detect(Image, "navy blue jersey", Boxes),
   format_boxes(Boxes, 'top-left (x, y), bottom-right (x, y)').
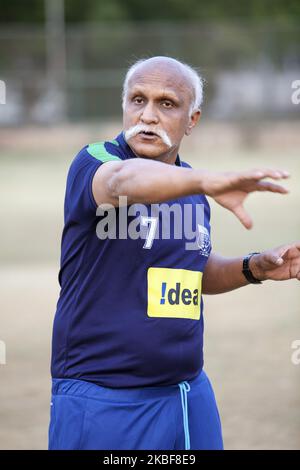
top-left (51, 132), bottom-right (212, 388)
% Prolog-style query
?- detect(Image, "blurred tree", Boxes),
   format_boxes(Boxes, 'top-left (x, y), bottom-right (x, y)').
top-left (0, 0), bottom-right (45, 22)
top-left (0, 0), bottom-right (300, 23)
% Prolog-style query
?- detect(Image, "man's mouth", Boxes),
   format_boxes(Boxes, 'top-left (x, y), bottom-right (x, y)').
top-left (137, 131), bottom-right (160, 141)
top-left (138, 131), bottom-right (157, 136)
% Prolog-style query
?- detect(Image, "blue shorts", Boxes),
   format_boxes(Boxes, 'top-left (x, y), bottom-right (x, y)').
top-left (48, 370), bottom-right (223, 450)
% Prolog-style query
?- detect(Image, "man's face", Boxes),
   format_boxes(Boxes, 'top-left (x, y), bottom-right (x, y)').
top-left (123, 65), bottom-right (199, 162)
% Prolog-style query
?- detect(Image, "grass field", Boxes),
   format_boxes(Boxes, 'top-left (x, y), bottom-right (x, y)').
top-left (0, 123), bottom-right (299, 449)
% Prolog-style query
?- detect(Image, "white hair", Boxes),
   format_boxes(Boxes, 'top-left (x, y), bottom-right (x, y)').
top-left (122, 57), bottom-right (204, 116)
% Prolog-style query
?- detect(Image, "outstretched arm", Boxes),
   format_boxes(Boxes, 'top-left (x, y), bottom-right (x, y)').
top-left (93, 158), bottom-right (289, 229)
top-left (202, 242), bottom-right (300, 295)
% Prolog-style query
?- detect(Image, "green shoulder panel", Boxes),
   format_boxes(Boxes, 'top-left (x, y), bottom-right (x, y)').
top-left (86, 141), bottom-right (121, 163)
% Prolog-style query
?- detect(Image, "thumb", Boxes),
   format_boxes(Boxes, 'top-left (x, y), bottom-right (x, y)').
top-left (232, 205), bottom-right (253, 230)
top-left (266, 252), bottom-right (284, 266)
top-left (269, 244), bottom-right (291, 264)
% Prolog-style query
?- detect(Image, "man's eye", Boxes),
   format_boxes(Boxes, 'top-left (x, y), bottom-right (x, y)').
top-left (162, 101), bottom-right (173, 108)
top-left (133, 97), bottom-right (143, 104)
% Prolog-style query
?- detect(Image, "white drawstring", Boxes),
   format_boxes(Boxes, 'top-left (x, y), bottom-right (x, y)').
top-left (178, 381), bottom-right (191, 450)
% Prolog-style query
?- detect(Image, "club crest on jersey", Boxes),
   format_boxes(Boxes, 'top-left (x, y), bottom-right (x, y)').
top-left (197, 224), bottom-right (211, 257)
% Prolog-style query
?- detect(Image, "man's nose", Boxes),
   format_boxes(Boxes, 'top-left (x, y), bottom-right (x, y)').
top-left (140, 102), bottom-right (159, 124)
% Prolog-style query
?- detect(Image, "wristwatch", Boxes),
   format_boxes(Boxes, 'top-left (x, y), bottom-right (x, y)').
top-left (242, 252), bottom-right (262, 284)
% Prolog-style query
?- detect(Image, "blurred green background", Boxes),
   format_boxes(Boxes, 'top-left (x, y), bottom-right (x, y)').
top-left (0, 0), bottom-right (299, 450)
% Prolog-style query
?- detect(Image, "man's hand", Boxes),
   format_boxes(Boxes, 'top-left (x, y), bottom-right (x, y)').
top-left (201, 168), bottom-right (290, 229)
top-left (250, 242), bottom-right (300, 281)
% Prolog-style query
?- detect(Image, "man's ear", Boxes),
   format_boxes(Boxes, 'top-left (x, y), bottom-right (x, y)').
top-left (185, 110), bottom-right (201, 136)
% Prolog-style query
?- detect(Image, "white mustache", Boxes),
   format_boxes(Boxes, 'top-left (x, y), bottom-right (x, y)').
top-left (124, 124), bottom-right (172, 148)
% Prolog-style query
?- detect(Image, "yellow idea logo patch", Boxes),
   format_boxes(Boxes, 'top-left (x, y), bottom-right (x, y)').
top-left (147, 267), bottom-right (203, 320)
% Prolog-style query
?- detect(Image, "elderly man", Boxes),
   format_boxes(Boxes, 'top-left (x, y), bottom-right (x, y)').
top-left (49, 56), bottom-right (300, 450)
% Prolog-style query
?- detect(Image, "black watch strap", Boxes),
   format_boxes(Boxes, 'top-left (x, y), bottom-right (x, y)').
top-left (242, 252), bottom-right (262, 284)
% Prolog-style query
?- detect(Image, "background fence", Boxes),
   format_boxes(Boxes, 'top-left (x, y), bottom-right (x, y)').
top-left (1, 20), bottom-right (300, 124)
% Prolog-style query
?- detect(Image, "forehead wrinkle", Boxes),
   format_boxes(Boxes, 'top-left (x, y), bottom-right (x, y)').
top-left (128, 69), bottom-right (193, 104)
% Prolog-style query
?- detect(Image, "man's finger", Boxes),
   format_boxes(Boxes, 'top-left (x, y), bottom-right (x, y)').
top-left (269, 254), bottom-right (284, 265)
top-left (255, 181), bottom-right (289, 194)
top-left (241, 168), bottom-right (290, 181)
top-left (232, 205), bottom-right (253, 230)
top-left (291, 241), bottom-right (300, 251)
top-left (265, 245), bottom-right (291, 264)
